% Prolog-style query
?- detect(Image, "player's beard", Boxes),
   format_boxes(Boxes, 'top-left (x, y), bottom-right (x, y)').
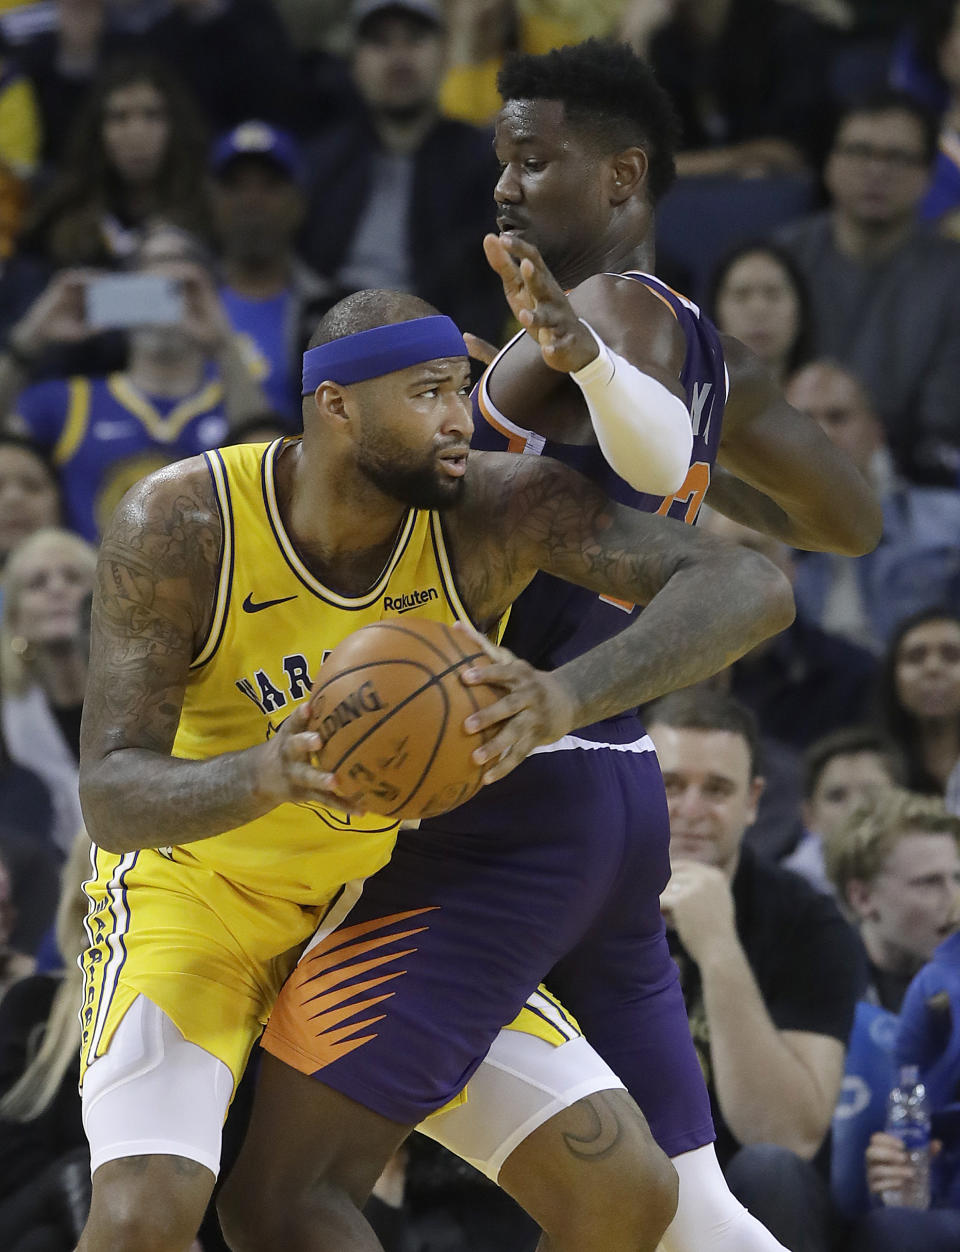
top-left (355, 428), bottom-right (465, 511)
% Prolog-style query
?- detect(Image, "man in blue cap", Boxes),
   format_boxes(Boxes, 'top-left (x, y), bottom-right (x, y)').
top-left (211, 120), bottom-right (335, 423)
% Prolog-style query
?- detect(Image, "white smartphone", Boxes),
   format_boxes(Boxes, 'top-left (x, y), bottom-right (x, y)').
top-left (85, 274), bottom-right (184, 330)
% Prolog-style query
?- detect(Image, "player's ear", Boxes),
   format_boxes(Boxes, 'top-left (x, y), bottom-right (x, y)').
top-left (313, 380), bottom-right (350, 426)
top-left (607, 147), bottom-right (648, 205)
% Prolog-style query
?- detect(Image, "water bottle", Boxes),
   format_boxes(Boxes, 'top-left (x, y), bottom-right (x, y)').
top-left (883, 1064), bottom-right (931, 1209)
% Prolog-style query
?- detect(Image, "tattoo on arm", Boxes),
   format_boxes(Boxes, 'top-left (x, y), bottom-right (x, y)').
top-left (84, 467), bottom-right (222, 761)
top-left (459, 453), bottom-right (793, 722)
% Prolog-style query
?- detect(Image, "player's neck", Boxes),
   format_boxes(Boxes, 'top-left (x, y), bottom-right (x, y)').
top-left (831, 210), bottom-right (915, 263)
top-left (555, 235), bottom-right (655, 289)
top-left (279, 440), bottom-right (410, 596)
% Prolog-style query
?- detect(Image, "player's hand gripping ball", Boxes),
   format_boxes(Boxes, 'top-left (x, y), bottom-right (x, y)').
top-left (307, 619), bottom-right (500, 819)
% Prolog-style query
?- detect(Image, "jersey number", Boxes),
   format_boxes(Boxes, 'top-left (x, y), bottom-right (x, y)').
top-left (656, 461), bottom-right (711, 525)
top-left (599, 461), bottom-right (712, 613)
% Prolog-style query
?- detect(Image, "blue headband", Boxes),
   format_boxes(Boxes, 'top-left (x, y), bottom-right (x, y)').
top-left (302, 315), bottom-right (469, 394)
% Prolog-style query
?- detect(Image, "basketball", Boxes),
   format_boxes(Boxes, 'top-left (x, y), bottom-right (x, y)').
top-left (307, 619), bottom-right (500, 820)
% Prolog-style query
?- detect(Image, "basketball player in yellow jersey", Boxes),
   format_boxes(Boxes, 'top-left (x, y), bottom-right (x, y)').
top-left (75, 287), bottom-right (793, 1252)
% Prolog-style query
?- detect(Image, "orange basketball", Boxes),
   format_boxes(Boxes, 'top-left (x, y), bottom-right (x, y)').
top-left (307, 619), bottom-right (499, 820)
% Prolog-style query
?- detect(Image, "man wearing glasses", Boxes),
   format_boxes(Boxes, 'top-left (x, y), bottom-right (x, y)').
top-left (775, 89), bottom-right (960, 486)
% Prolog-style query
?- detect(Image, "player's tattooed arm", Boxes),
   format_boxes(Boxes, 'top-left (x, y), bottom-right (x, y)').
top-left (80, 462), bottom-right (349, 853)
top-left (458, 452), bottom-right (794, 731)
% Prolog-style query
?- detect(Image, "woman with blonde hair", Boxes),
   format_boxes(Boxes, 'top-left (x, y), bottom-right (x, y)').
top-left (0, 831), bottom-right (91, 1250)
top-left (1, 528), bottom-right (96, 855)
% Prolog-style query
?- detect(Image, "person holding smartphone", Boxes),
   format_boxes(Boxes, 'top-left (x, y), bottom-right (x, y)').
top-left (0, 225), bottom-right (270, 541)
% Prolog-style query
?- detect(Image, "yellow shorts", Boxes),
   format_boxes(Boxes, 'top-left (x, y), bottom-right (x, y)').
top-left (80, 845), bottom-right (337, 1093)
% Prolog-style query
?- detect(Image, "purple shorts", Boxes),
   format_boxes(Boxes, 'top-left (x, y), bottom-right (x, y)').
top-left (262, 715), bottom-right (714, 1154)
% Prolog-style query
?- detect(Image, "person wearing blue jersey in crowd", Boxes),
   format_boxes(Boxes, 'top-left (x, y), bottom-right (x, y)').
top-left (0, 225), bottom-right (269, 541)
top-left (843, 881), bottom-right (960, 1250)
top-left (824, 790), bottom-right (960, 1231)
top-left (218, 40), bottom-right (880, 1252)
top-left (212, 120), bottom-right (335, 423)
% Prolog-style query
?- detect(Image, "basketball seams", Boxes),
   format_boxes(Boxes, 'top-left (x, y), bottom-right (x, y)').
top-left (311, 621), bottom-right (496, 819)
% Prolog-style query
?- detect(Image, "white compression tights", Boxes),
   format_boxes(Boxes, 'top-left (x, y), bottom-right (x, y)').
top-left (659, 1144), bottom-right (789, 1252)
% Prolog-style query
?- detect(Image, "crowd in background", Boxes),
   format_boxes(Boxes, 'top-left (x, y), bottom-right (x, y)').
top-left (0, 0), bottom-right (957, 1249)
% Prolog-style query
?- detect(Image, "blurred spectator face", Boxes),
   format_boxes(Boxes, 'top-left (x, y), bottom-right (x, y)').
top-left (212, 157), bottom-right (304, 265)
top-left (648, 723), bottom-right (763, 871)
top-left (9, 536), bottom-right (95, 650)
top-left (102, 79), bottom-right (170, 187)
top-left (848, 832), bottom-right (960, 966)
top-left (713, 250), bottom-right (801, 370)
top-left (352, 12), bottom-right (446, 118)
top-left (130, 225), bottom-right (211, 358)
top-left (0, 446), bottom-right (61, 565)
top-left (804, 751), bottom-right (897, 840)
top-left (784, 362), bottom-right (882, 477)
top-left (894, 617), bottom-right (960, 721)
top-left (826, 109), bottom-right (931, 228)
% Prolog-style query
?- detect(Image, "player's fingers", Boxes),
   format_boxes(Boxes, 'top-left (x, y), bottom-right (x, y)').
top-left (462, 657), bottom-right (526, 691)
top-left (286, 760), bottom-right (340, 792)
top-left (483, 232), bottom-right (520, 281)
top-left (480, 732), bottom-right (533, 784)
top-left (453, 619), bottom-right (509, 666)
top-left (518, 254), bottom-right (564, 304)
top-left (464, 332), bottom-right (498, 364)
top-left (466, 690), bottom-right (529, 741)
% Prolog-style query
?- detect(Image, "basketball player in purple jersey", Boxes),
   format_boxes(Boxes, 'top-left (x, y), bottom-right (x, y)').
top-left (219, 41), bottom-right (880, 1252)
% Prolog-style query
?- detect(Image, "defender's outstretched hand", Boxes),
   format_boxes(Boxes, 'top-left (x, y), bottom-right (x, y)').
top-left (483, 232), bottom-right (599, 374)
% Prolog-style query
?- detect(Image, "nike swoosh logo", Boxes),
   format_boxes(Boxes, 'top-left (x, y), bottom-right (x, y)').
top-left (243, 592), bottom-right (298, 613)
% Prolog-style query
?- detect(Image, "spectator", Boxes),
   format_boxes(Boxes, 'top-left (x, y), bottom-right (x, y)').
top-left (21, 55), bottom-right (211, 269)
top-left (18, 0), bottom-right (301, 158)
top-left (823, 789), bottom-right (960, 1243)
top-left (646, 689), bottom-right (862, 1252)
top-left (620, 0), bottom-right (836, 175)
top-left (0, 225), bottom-right (270, 541)
top-left (0, 831), bottom-right (93, 1252)
top-left (700, 509), bottom-right (879, 751)
top-left (775, 90), bottom-right (960, 484)
top-left (299, 0), bottom-right (505, 344)
top-left (0, 850), bottom-right (34, 1002)
top-left (786, 360), bottom-right (960, 650)
top-left (0, 528), bottom-right (95, 856)
top-left (211, 120), bottom-right (334, 422)
top-left (785, 727), bottom-right (906, 894)
top-left (709, 242), bottom-right (813, 386)
top-left (878, 608), bottom-right (960, 795)
top-left (0, 435), bottom-right (61, 581)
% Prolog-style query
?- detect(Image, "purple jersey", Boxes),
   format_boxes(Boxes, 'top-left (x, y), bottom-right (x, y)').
top-left (473, 272), bottom-right (727, 679)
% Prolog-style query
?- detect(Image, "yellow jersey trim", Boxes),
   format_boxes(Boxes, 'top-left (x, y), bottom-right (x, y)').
top-left (107, 374), bottom-right (224, 444)
top-left (190, 449), bottom-right (235, 670)
top-left (52, 377), bottom-right (91, 466)
top-left (261, 438), bottom-right (418, 610)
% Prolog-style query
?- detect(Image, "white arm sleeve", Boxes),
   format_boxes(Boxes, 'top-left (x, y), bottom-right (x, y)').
top-left (570, 319), bottom-right (693, 495)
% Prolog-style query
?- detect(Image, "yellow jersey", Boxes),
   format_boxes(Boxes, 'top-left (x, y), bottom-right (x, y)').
top-left (81, 436), bottom-right (479, 1083)
top-left (168, 436), bottom-right (476, 902)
